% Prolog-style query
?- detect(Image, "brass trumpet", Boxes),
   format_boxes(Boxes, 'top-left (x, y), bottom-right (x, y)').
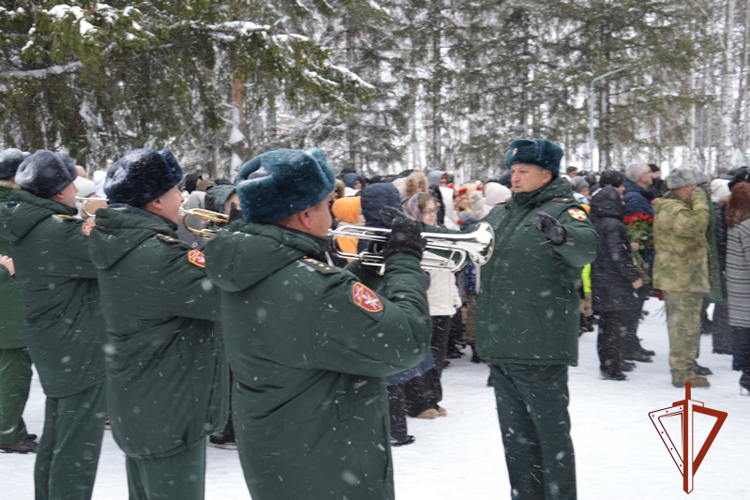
top-left (75, 196), bottom-right (108, 218)
top-left (330, 221), bottom-right (494, 272)
top-left (180, 208), bottom-right (229, 238)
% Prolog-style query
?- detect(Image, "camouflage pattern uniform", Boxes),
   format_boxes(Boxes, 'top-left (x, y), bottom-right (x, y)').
top-left (653, 188), bottom-right (710, 385)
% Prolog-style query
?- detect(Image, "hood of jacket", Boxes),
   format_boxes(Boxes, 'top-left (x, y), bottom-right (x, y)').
top-left (508, 176), bottom-right (574, 208)
top-left (89, 205), bottom-right (178, 269)
top-left (0, 189), bottom-right (77, 242)
top-left (590, 185), bottom-right (623, 219)
top-left (205, 222), bottom-right (329, 293)
top-left (360, 182), bottom-right (401, 227)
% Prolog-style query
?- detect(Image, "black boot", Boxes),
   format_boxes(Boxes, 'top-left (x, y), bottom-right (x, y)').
top-left (694, 362), bottom-right (712, 376)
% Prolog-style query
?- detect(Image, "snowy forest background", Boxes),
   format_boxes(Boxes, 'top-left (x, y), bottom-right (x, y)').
top-left (1, 0), bottom-right (750, 182)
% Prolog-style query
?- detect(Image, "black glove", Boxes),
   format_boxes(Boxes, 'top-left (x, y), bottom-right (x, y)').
top-left (382, 216), bottom-right (427, 260)
top-left (227, 203), bottom-right (244, 223)
top-left (536, 212), bottom-right (566, 245)
top-left (380, 206), bottom-right (410, 228)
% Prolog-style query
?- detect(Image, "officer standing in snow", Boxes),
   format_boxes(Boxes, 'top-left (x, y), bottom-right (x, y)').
top-left (88, 149), bottom-right (227, 500)
top-left (474, 140), bottom-right (598, 500)
top-left (204, 148), bottom-right (431, 500)
top-left (0, 150), bottom-right (107, 499)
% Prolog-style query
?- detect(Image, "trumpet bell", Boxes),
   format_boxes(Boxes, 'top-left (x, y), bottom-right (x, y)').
top-left (180, 208), bottom-right (230, 238)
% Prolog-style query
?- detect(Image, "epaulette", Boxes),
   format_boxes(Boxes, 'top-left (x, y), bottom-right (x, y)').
top-left (299, 256), bottom-right (339, 275)
top-left (155, 234), bottom-right (180, 244)
top-left (551, 197), bottom-right (574, 203)
top-left (54, 214), bottom-right (77, 220)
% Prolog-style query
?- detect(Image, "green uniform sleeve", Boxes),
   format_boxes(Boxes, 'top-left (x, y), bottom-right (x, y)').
top-left (343, 259), bottom-right (384, 290)
top-left (550, 207), bottom-right (600, 268)
top-left (669, 189), bottom-right (709, 238)
top-left (0, 264), bottom-right (9, 284)
top-left (142, 242), bottom-right (220, 321)
top-left (309, 253), bottom-right (431, 378)
top-left (47, 217), bottom-right (99, 279)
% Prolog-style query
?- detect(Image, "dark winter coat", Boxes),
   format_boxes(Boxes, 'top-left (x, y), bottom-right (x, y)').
top-left (590, 186), bottom-right (642, 313)
top-left (0, 182), bottom-right (25, 349)
top-left (623, 179), bottom-right (655, 216)
top-left (0, 189), bottom-right (105, 397)
top-left (88, 205), bottom-right (227, 459)
top-left (434, 178), bottom-right (599, 365)
top-left (204, 222), bottom-right (430, 500)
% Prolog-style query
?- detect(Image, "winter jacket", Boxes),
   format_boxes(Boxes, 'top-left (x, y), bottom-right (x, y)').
top-left (0, 182), bottom-right (25, 349)
top-left (204, 221), bottom-right (430, 500)
top-left (726, 219), bottom-right (750, 327)
top-left (590, 186), bottom-right (642, 313)
top-left (426, 257), bottom-right (461, 316)
top-left (436, 177), bottom-right (599, 365)
top-left (0, 189), bottom-right (105, 396)
top-left (623, 179), bottom-right (655, 216)
top-left (653, 189), bottom-right (710, 292)
top-left (88, 205), bottom-right (227, 459)
top-left (704, 190), bottom-right (725, 303)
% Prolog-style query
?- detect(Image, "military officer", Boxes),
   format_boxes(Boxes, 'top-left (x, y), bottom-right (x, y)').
top-left (0, 150), bottom-right (107, 499)
top-left (0, 148), bottom-right (37, 455)
top-left (204, 148), bottom-right (431, 500)
top-left (88, 149), bottom-right (227, 500)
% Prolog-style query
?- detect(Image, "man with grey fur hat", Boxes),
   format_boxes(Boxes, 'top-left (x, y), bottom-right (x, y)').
top-left (0, 150), bottom-right (107, 499)
top-left (0, 148), bottom-right (38, 455)
top-left (653, 168), bottom-right (716, 388)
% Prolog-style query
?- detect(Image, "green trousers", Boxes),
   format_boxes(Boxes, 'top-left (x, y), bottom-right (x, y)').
top-left (664, 291), bottom-right (703, 385)
top-left (126, 441), bottom-right (206, 500)
top-left (0, 347), bottom-right (32, 444)
top-left (490, 363), bottom-right (576, 500)
top-left (35, 382), bottom-right (106, 500)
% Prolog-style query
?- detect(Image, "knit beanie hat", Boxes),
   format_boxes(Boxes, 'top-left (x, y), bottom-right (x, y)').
top-left (504, 139), bottom-right (564, 178)
top-left (665, 168), bottom-right (702, 190)
top-left (0, 148), bottom-right (30, 179)
top-left (15, 150), bottom-right (77, 198)
top-left (105, 149), bottom-right (183, 207)
top-left (236, 148), bottom-right (336, 223)
top-left (729, 168), bottom-right (750, 191)
top-left (332, 196), bottom-right (361, 224)
top-left (483, 182), bottom-right (512, 206)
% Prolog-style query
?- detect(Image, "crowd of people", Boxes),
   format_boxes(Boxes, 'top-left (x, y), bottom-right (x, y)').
top-left (0, 140), bottom-right (748, 500)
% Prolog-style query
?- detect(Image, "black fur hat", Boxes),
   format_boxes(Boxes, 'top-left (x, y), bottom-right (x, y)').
top-left (105, 149), bottom-right (183, 207)
top-left (0, 148), bottom-right (30, 179)
top-left (504, 139), bottom-right (564, 178)
top-left (15, 150), bottom-right (77, 198)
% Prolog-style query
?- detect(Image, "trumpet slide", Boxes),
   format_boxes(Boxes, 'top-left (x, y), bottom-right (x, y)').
top-left (75, 196), bottom-right (108, 218)
top-left (330, 222), bottom-right (494, 272)
top-left (180, 208), bottom-right (230, 238)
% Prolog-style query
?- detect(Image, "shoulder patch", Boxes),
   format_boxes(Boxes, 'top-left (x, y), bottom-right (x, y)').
top-left (300, 256), bottom-right (338, 275)
top-left (81, 222), bottom-right (94, 236)
top-left (567, 208), bottom-right (588, 221)
top-left (156, 234), bottom-right (179, 244)
top-left (187, 249), bottom-right (206, 268)
top-left (352, 282), bottom-right (383, 313)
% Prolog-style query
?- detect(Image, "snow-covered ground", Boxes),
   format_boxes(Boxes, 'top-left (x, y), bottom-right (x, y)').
top-left (3, 298), bottom-right (748, 499)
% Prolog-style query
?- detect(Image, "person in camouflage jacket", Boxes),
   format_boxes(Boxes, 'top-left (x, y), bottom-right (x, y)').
top-left (653, 168), bottom-right (712, 388)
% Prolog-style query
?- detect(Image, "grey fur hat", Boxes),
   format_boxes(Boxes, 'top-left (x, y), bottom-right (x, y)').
top-left (665, 168), bottom-right (702, 190)
top-left (15, 150), bottom-right (77, 198)
top-left (0, 148), bottom-right (30, 179)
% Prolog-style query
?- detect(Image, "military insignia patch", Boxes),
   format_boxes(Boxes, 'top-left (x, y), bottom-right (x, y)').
top-left (568, 208), bottom-right (588, 221)
top-left (187, 249), bottom-right (206, 268)
top-left (81, 223), bottom-right (94, 236)
top-left (352, 282), bottom-right (383, 313)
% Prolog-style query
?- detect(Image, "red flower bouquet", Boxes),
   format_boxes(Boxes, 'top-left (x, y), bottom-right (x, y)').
top-left (623, 212), bottom-right (654, 279)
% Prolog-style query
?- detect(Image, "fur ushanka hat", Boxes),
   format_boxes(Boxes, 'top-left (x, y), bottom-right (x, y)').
top-left (0, 148), bottom-right (30, 179)
top-left (105, 149), bottom-right (183, 207)
top-left (15, 150), bottom-right (77, 198)
top-left (504, 139), bottom-right (564, 179)
top-left (235, 148), bottom-right (336, 223)
top-left (665, 168), bottom-right (702, 190)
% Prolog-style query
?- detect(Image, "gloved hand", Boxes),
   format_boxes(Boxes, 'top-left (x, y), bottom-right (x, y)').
top-left (227, 202), bottom-right (244, 223)
top-left (380, 206), bottom-right (413, 228)
top-left (536, 212), bottom-right (566, 245)
top-left (382, 216), bottom-right (427, 260)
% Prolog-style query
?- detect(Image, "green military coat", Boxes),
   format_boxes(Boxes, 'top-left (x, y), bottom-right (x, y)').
top-left (0, 182), bottom-right (25, 349)
top-left (470, 177), bottom-right (599, 365)
top-left (204, 222), bottom-right (430, 500)
top-left (88, 205), bottom-right (227, 459)
top-left (653, 188), bottom-right (710, 293)
top-left (0, 189), bottom-right (105, 396)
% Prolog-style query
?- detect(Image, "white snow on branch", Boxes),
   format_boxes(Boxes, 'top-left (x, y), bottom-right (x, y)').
top-left (326, 64), bottom-right (375, 90)
top-left (0, 61), bottom-right (82, 79)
